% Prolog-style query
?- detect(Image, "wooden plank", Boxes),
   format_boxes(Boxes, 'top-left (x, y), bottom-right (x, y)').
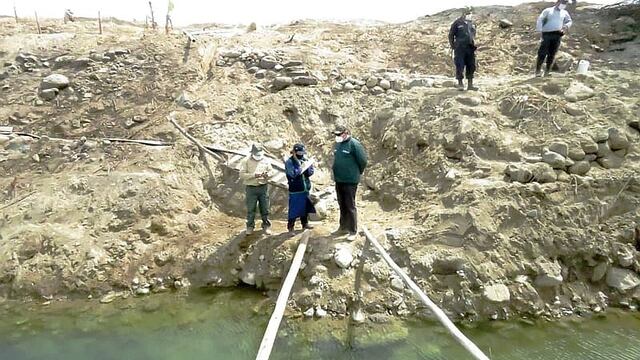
top-left (35, 11), bottom-right (41, 34)
top-left (167, 114), bottom-right (225, 162)
top-left (255, 230), bottom-right (310, 360)
top-left (362, 226), bottom-right (491, 360)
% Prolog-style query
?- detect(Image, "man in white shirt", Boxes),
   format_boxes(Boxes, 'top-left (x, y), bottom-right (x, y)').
top-left (535, 0), bottom-right (573, 77)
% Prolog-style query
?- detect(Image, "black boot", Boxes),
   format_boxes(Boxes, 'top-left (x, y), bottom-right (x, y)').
top-left (467, 79), bottom-right (479, 91)
top-left (456, 79), bottom-right (465, 91)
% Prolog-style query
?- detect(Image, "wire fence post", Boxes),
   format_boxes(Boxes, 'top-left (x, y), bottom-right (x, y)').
top-left (34, 11), bottom-right (41, 34)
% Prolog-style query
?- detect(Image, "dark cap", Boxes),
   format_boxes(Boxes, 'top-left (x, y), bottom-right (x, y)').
top-left (332, 125), bottom-right (347, 135)
top-left (292, 143), bottom-right (305, 153)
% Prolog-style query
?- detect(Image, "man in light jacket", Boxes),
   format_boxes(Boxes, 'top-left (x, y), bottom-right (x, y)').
top-left (240, 144), bottom-right (274, 236)
top-left (535, 0), bottom-right (573, 77)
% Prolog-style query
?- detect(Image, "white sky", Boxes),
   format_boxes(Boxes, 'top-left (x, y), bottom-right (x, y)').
top-left (2, 0), bottom-right (621, 26)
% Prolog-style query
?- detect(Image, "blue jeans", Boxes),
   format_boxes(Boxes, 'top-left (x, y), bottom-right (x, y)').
top-left (246, 185), bottom-right (271, 229)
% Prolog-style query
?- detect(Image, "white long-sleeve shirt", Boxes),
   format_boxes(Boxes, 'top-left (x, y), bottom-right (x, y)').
top-left (536, 6), bottom-right (573, 33)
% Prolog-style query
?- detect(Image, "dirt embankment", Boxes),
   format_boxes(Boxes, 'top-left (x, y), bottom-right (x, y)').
top-left (1, 2), bottom-right (640, 322)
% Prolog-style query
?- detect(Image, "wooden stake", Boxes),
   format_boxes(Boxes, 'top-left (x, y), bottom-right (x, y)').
top-left (98, 11), bottom-right (103, 34)
top-left (35, 11), bottom-right (41, 34)
top-left (256, 231), bottom-right (310, 360)
top-left (148, 1), bottom-right (156, 30)
top-left (14, 5), bottom-right (18, 23)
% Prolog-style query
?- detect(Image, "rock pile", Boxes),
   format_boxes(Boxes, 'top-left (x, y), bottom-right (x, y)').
top-left (217, 49), bottom-right (318, 91)
top-left (506, 127), bottom-right (631, 183)
top-left (331, 72), bottom-right (435, 95)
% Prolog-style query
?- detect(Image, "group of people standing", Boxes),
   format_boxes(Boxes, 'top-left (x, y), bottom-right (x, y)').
top-left (240, 1), bottom-right (574, 239)
top-left (449, 0), bottom-right (574, 91)
top-left (241, 125), bottom-right (367, 241)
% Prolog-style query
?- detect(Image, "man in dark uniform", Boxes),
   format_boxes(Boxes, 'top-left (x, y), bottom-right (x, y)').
top-left (449, 6), bottom-right (478, 91)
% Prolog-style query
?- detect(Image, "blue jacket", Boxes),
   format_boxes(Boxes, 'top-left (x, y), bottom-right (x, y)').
top-left (285, 156), bottom-right (314, 193)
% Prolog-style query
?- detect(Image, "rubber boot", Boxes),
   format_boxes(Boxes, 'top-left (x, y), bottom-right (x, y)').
top-left (467, 79), bottom-right (479, 91)
top-left (456, 79), bottom-right (465, 91)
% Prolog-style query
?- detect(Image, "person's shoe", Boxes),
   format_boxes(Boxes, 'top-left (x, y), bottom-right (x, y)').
top-left (456, 80), bottom-right (465, 91)
top-left (287, 228), bottom-right (296, 236)
top-left (346, 232), bottom-right (358, 241)
top-left (543, 70), bottom-right (551, 77)
top-left (263, 226), bottom-right (273, 236)
top-left (245, 227), bottom-right (254, 236)
top-left (302, 224), bottom-right (314, 230)
top-left (467, 80), bottom-right (479, 91)
top-left (535, 70), bottom-right (543, 78)
top-left (332, 228), bottom-right (348, 236)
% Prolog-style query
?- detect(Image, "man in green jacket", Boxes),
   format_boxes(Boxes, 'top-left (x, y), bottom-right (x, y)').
top-left (332, 125), bottom-right (368, 241)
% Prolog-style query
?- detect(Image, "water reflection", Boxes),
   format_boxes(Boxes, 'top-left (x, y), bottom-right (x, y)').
top-left (0, 289), bottom-right (639, 360)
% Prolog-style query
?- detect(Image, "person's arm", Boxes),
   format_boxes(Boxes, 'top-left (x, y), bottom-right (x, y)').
top-left (239, 159), bottom-right (253, 181)
top-left (448, 20), bottom-right (457, 48)
top-left (353, 141), bottom-right (368, 174)
top-left (536, 9), bottom-right (547, 32)
top-left (304, 164), bottom-right (315, 177)
top-left (563, 11), bottom-right (573, 31)
top-left (285, 158), bottom-right (302, 178)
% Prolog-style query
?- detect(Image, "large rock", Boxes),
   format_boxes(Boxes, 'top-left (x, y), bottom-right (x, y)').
top-left (542, 151), bottom-right (567, 169)
top-left (530, 163), bottom-right (557, 183)
top-left (552, 51), bottom-right (574, 72)
top-left (505, 164), bottom-right (533, 183)
top-left (597, 154), bottom-right (624, 169)
top-left (548, 142), bottom-right (569, 157)
top-left (534, 258), bottom-right (563, 287)
top-left (39, 88), bottom-right (59, 101)
top-left (272, 76), bottom-right (293, 91)
top-left (292, 76), bottom-right (318, 86)
top-left (592, 262), bottom-right (608, 282)
top-left (259, 56), bottom-right (278, 69)
top-left (608, 128), bottom-right (630, 150)
top-left (596, 141), bottom-right (612, 158)
top-left (366, 77), bottom-right (379, 88)
top-left (379, 79), bottom-right (391, 90)
top-left (40, 74), bottom-right (70, 91)
top-left (406, 78), bottom-right (431, 89)
top-left (334, 246), bottom-right (354, 269)
top-left (483, 284), bottom-right (511, 303)
top-left (606, 267), bottom-right (640, 292)
top-left (581, 139), bottom-right (599, 154)
top-left (568, 161), bottom-right (591, 176)
top-left (499, 19), bottom-right (514, 28)
top-left (568, 146), bottom-right (586, 161)
top-left (370, 86), bottom-right (385, 95)
top-left (564, 82), bottom-right (594, 102)
top-left (283, 60), bottom-right (303, 68)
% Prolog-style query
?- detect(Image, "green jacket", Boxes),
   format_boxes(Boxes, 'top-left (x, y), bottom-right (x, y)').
top-left (332, 137), bottom-right (368, 184)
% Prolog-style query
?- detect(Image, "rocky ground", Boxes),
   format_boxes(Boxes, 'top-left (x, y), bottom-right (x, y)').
top-left (1, 2), bottom-right (640, 323)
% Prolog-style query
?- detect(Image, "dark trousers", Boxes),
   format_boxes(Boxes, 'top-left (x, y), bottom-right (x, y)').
top-left (536, 32), bottom-right (563, 72)
top-left (245, 185), bottom-right (271, 229)
top-left (336, 183), bottom-right (358, 234)
top-left (454, 46), bottom-right (476, 81)
top-left (287, 216), bottom-right (308, 230)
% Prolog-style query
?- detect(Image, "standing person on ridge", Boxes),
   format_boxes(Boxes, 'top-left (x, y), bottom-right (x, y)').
top-left (535, 0), bottom-right (573, 77)
top-left (332, 125), bottom-right (368, 242)
top-left (240, 144), bottom-right (274, 236)
top-left (449, 6), bottom-right (479, 91)
top-left (284, 143), bottom-right (316, 234)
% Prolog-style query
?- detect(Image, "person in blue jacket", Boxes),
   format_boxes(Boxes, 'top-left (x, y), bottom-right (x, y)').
top-left (285, 143), bottom-right (316, 233)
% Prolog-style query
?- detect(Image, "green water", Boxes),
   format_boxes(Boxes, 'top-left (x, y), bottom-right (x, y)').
top-left (1, 289), bottom-right (640, 360)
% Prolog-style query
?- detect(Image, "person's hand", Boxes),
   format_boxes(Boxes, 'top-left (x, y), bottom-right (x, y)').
top-left (261, 172), bottom-right (269, 179)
